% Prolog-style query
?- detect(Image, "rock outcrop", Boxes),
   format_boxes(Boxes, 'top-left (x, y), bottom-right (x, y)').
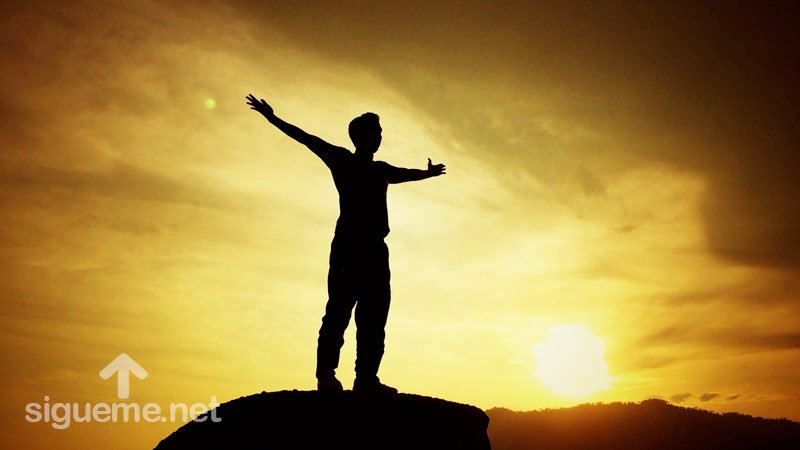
top-left (155, 390), bottom-right (491, 450)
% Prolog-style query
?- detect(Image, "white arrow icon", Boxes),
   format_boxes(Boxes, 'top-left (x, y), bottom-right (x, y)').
top-left (99, 353), bottom-right (148, 399)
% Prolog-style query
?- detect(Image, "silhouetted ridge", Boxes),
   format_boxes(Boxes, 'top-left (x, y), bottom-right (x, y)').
top-left (155, 390), bottom-right (490, 450)
top-left (487, 398), bottom-right (800, 450)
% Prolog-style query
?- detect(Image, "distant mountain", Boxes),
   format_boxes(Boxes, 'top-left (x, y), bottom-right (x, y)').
top-left (487, 398), bottom-right (800, 450)
top-left (155, 390), bottom-right (490, 450)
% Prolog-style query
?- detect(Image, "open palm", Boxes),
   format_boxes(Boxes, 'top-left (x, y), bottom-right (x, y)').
top-left (246, 93), bottom-right (274, 118)
top-left (427, 158), bottom-right (446, 176)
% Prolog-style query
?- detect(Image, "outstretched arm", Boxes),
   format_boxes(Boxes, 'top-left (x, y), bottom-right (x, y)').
top-left (386, 158), bottom-right (446, 184)
top-left (246, 93), bottom-right (334, 159)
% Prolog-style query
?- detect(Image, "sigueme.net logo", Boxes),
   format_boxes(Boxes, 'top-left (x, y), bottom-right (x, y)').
top-left (24, 353), bottom-right (221, 429)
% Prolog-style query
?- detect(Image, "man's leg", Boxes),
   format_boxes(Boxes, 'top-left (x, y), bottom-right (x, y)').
top-left (316, 237), bottom-right (356, 383)
top-left (353, 241), bottom-right (392, 386)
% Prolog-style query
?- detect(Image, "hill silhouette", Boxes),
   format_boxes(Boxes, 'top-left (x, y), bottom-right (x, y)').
top-left (155, 390), bottom-right (490, 450)
top-left (487, 398), bottom-right (800, 450)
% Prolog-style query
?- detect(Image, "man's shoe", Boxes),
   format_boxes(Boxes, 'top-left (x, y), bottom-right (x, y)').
top-left (317, 376), bottom-right (344, 392)
top-left (353, 378), bottom-right (398, 395)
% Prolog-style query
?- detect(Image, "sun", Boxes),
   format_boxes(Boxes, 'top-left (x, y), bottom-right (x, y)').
top-left (532, 324), bottom-right (612, 398)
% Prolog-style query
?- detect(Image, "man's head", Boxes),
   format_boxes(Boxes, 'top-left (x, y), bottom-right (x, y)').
top-left (349, 112), bottom-right (382, 154)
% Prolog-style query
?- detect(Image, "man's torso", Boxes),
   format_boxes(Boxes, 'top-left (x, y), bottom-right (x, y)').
top-left (320, 145), bottom-right (391, 239)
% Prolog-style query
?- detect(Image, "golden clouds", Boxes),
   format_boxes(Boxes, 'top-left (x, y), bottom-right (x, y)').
top-left (1, 2), bottom-right (800, 449)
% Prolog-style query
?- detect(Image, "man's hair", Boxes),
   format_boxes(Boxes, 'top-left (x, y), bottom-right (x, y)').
top-left (348, 112), bottom-right (380, 144)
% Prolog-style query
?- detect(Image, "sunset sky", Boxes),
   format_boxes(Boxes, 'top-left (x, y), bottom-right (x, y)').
top-left (2, 1), bottom-right (799, 449)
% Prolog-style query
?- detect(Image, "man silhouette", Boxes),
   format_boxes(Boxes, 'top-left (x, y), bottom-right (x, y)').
top-left (246, 94), bottom-right (446, 394)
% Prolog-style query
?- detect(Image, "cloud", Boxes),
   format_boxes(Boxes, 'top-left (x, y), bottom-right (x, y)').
top-left (230, 0), bottom-right (800, 269)
top-left (228, 4), bottom-right (800, 379)
top-left (726, 394), bottom-right (741, 401)
top-left (22, 369), bottom-right (81, 385)
top-left (0, 162), bottom-right (235, 210)
top-left (719, 332), bottom-right (800, 352)
top-left (671, 393), bottom-right (692, 403)
top-left (2, 0), bottom-right (800, 426)
top-left (637, 326), bottom-right (800, 354)
top-left (698, 393), bottom-right (719, 402)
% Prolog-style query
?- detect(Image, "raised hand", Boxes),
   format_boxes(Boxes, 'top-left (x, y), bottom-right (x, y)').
top-left (427, 158), bottom-right (446, 176)
top-left (246, 93), bottom-right (274, 118)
